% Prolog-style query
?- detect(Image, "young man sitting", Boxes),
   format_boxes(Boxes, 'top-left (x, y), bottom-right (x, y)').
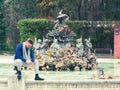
top-left (14, 38), bottom-right (44, 80)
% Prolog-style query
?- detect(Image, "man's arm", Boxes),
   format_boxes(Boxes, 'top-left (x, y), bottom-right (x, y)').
top-left (15, 44), bottom-right (26, 62)
top-left (30, 48), bottom-right (35, 62)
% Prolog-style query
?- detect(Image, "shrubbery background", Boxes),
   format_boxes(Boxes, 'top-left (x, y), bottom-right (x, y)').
top-left (18, 19), bottom-right (113, 50)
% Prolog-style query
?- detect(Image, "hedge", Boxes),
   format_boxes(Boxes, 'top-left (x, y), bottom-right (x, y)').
top-left (17, 19), bottom-right (113, 49)
top-left (17, 19), bottom-right (54, 42)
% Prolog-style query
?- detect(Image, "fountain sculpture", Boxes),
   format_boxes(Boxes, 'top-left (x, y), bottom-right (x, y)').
top-left (34, 10), bottom-right (98, 71)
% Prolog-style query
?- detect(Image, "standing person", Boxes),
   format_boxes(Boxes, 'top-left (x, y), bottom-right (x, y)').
top-left (14, 38), bottom-right (44, 80)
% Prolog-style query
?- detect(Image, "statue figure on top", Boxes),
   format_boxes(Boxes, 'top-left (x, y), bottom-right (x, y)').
top-left (54, 9), bottom-right (69, 29)
top-left (46, 9), bottom-right (76, 48)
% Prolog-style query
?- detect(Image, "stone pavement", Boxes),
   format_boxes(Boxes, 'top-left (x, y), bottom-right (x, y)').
top-left (0, 55), bottom-right (14, 64)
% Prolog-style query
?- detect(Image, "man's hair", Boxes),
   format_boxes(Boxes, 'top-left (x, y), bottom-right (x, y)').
top-left (27, 38), bottom-right (34, 45)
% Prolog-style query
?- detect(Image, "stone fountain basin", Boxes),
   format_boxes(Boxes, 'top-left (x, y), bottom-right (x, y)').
top-left (0, 62), bottom-right (117, 80)
top-left (0, 58), bottom-right (120, 90)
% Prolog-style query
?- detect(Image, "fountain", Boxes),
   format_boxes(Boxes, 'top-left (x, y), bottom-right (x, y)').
top-left (34, 10), bottom-right (98, 71)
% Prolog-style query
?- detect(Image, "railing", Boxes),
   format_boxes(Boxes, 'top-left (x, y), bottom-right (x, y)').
top-left (94, 48), bottom-right (112, 55)
top-left (75, 21), bottom-right (120, 28)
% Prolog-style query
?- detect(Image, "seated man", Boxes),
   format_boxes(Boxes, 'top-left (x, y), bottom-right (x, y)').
top-left (14, 38), bottom-right (44, 80)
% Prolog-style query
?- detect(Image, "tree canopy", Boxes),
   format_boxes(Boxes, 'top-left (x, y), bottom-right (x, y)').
top-left (0, 0), bottom-right (120, 52)
top-left (0, 0), bottom-right (7, 51)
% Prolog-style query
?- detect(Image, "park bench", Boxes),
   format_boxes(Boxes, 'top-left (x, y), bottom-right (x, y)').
top-left (94, 48), bottom-right (112, 55)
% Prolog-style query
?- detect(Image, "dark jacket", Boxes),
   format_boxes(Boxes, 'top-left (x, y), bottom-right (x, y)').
top-left (14, 43), bottom-right (35, 62)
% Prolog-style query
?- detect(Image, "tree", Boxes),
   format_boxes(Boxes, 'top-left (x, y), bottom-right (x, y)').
top-left (37, 0), bottom-right (57, 18)
top-left (0, 0), bottom-right (7, 51)
top-left (4, 0), bottom-right (39, 50)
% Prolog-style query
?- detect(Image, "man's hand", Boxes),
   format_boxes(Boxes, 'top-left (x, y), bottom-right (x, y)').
top-left (26, 61), bottom-right (34, 65)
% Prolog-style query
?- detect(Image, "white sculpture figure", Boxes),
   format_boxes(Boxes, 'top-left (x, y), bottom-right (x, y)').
top-left (76, 37), bottom-right (84, 57)
top-left (36, 39), bottom-right (42, 55)
top-left (84, 38), bottom-right (92, 56)
top-left (33, 38), bottom-right (42, 55)
top-left (41, 38), bottom-right (49, 54)
top-left (50, 38), bottom-right (60, 58)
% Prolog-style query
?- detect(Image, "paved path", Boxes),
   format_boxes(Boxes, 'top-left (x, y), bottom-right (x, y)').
top-left (0, 55), bottom-right (120, 64)
top-left (97, 58), bottom-right (120, 63)
top-left (0, 55), bottom-right (14, 64)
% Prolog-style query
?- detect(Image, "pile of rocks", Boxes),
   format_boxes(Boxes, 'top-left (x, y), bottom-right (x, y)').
top-left (35, 48), bottom-right (98, 71)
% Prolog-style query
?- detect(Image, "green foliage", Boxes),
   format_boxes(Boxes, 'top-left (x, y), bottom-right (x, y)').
top-left (36, 0), bottom-right (120, 20)
top-left (0, 0), bottom-right (8, 51)
top-left (67, 21), bottom-right (91, 39)
top-left (94, 28), bottom-right (113, 49)
top-left (3, 0), bottom-right (40, 51)
top-left (2, 0), bottom-right (118, 53)
top-left (37, 0), bottom-right (57, 17)
top-left (18, 19), bottom-right (113, 49)
top-left (68, 21), bottom-right (113, 49)
top-left (17, 19), bottom-right (54, 42)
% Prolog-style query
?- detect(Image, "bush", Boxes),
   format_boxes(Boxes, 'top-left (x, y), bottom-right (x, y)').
top-left (17, 19), bottom-right (113, 50)
top-left (17, 19), bottom-right (54, 42)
